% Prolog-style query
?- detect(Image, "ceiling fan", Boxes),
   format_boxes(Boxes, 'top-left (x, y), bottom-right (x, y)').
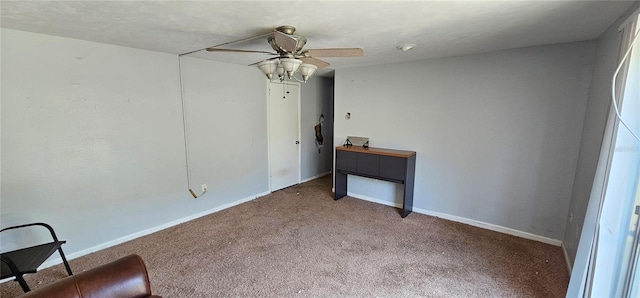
top-left (205, 25), bottom-right (364, 82)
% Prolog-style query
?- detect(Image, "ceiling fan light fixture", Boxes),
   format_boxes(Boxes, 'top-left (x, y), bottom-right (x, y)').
top-left (279, 58), bottom-right (302, 78)
top-left (206, 25), bottom-right (363, 84)
top-left (257, 60), bottom-right (278, 80)
top-left (275, 62), bottom-right (285, 80)
top-left (298, 63), bottom-right (318, 82)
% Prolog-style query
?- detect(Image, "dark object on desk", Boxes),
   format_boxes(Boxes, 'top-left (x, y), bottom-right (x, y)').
top-left (342, 140), bottom-right (369, 147)
top-left (344, 136), bottom-right (369, 148)
top-left (0, 222), bottom-right (73, 292)
top-left (20, 254), bottom-right (162, 298)
top-left (335, 146), bottom-right (416, 218)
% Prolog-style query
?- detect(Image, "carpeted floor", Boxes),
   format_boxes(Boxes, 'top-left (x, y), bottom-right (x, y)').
top-left (1, 176), bottom-right (569, 297)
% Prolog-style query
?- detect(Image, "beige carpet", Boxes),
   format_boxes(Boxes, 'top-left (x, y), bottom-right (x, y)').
top-left (1, 176), bottom-right (569, 297)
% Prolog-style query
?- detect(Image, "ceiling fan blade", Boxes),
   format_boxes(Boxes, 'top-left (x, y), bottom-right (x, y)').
top-left (205, 48), bottom-right (276, 55)
top-left (248, 57), bottom-right (280, 66)
top-left (303, 48), bottom-right (364, 57)
top-left (209, 31), bottom-right (273, 49)
top-left (274, 31), bottom-right (307, 53)
top-left (180, 30), bottom-right (277, 56)
top-left (300, 57), bottom-right (330, 69)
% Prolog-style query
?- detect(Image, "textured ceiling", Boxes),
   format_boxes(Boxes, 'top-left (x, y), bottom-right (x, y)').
top-left (1, 1), bottom-right (635, 76)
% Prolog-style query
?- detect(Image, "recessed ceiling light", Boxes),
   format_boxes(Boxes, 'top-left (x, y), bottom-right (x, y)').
top-left (397, 44), bottom-right (417, 52)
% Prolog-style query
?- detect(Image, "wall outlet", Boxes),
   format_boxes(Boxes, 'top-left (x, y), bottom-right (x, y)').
top-left (202, 184), bottom-right (207, 192)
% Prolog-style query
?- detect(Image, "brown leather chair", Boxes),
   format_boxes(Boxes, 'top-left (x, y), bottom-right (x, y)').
top-left (20, 254), bottom-right (161, 298)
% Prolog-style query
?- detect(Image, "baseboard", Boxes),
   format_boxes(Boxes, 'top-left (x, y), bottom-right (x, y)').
top-left (8, 177), bottom-right (324, 279)
top-left (562, 243), bottom-right (573, 275)
top-left (301, 171), bottom-right (331, 183)
top-left (15, 190), bottom-right (271, 276)
top-left (7, 188), bottom-right (566, 285)
top-left (347, 191), bottom-right (402, 208)
top-left (346, 192), bottom-right (563, 247)
top-left (414, 207), bottom-right (563, 246)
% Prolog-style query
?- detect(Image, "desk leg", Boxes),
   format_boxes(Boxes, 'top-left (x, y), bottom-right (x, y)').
top-left (402, 155), bottom-right (416, 218)
top-left (402, 183), bottom-right (413, 218)
top-left (335, 172), bottom-right (347, 200)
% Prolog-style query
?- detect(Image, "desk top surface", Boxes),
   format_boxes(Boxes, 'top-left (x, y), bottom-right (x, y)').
top-left (336, 146), bottom-right (416, 158)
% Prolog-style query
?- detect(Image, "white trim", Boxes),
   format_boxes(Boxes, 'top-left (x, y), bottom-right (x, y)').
top-left (415, 207), bottom-right (563, 246)
top-left (618, 5), bottom-right (640, 32)
top-left (9, 188), bottom-right (567, 284)
top-left (1, 190), bottom-right (271, 284)
top-left (345, 192), bottom-right (563, 246)
top-left (301, 171), bottom-right (331, 183)
top-left (347, 191), bottom-right (402, 208)
top-left (562, 243), bottom-right (573, 275)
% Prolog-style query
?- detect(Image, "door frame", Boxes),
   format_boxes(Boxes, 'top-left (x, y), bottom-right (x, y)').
top-left (267, 80), bottom-right (302, 192)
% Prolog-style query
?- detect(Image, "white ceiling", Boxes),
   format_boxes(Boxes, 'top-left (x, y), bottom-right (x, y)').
top-left (1, 1), bottom-right (635, 76)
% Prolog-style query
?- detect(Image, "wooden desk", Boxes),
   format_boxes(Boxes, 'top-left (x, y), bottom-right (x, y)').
top-left (335, 146), bottom-right (416, 218)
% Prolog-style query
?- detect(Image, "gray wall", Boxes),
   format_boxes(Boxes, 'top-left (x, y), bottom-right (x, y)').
top-left (334, 41), bottom-right (596, 241)
top-left (565, 5), bottom-right (640, 294)
top-left (300, 76), bottom-right (334, 181)
top-left (2, 28), bottom-right (187, 253)
top-left (178, 56), bottom-right (269, 202)
top-left (0, 28), bottom-right (329, 257)
top-left (562, 13), bottom-right (627, 266)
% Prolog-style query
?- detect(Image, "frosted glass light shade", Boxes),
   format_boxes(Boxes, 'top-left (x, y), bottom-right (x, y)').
top-left (298, 63), bottom-right (318, 82)
top-left (257, 60), bottom-right (278, 80)
top-left (276, 62), bottom-right (285, 79)
top-left (279, 58), bottom-right (302, 78)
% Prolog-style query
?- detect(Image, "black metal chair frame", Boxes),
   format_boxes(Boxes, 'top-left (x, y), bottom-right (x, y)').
top-left (0, 222), bottom-right (73, 292)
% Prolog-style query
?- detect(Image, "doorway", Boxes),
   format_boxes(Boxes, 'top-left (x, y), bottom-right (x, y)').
top-left (268, 81), bottom-right (301, 191)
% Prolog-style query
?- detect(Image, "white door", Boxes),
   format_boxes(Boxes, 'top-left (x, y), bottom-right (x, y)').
top-left (268, 82), bottom-right (300, 191)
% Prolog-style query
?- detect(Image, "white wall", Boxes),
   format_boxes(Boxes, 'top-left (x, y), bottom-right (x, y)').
top-left (334, 41), bottom-right (596, 241)
top-left (0, 29), bottom-right (270, 256)
top-left (300, 76), bottom-right (334, 181)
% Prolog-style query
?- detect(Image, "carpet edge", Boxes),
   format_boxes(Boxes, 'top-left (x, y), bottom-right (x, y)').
top-left (20, 190), bottom-right (272, 275)
top-left (343, 190), bottom-right (563, 247)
